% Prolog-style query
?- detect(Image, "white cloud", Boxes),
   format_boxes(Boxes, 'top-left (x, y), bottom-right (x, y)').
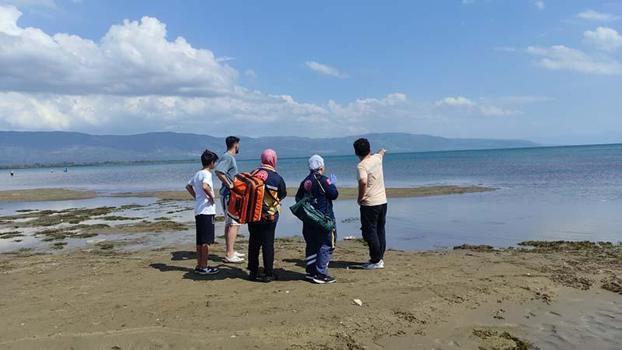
top-left (0, 0), bottom-right (56, 9)
top-left (436, 96), bottom-right (476, 107)
top-left (435, 96), bottom-right (518, 116)
top-left (526, 45), bottom-right (622, 75)
top-left (0, 5), bottom-right (238, 96)
top-left (534, 1), bottom-right (545, 10)
top-left (583, 26), bottom-right (622, 52)
top-left (0, 5), bottom-right (525, 137)
top-left (305, 61), bottom-right (348, 79)
top-left (577, 10), bottom-right (619, 22)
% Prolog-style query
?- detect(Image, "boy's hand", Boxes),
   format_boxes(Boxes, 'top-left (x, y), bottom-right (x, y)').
top-left (378, 148), bottom-right (387, 156)
top-left (329, 174), bottom-right (337, 185)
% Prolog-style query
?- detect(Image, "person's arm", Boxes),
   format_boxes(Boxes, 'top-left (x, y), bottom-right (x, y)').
top-left (202, 182), bottom-right (215, 202)
top-left (278, 177), bottom-right (287, 200)
top-left (322, 177), bottom-right (339, 200)
top-left (377, 148), bottom-right (386, 157)
top-left (357, 178), bottom-right (367, 205)
top-left (215, 171), bottom-right (233, 189)
top-left (214, 157), bottom-right (234, 189)
top-left (295, 183), bottom-right (305, 202)
top-left (357, 165), bottom-right (367, 205)
top-left (185, 184), bottom-right (196, 199)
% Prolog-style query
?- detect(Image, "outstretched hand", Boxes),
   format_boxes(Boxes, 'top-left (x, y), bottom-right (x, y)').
top-left (329, 173), bottom-right (338, 185)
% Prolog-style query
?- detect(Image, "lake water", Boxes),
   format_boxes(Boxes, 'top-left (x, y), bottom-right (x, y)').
top-left (1, 144), bottom-right (621, 250)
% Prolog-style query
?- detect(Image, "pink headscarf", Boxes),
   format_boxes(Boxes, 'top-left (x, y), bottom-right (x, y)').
top-left (260, 149), bottom-right (277, 169)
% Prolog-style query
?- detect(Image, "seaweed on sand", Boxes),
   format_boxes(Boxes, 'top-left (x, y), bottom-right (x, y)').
top-left (0, 231), bottom-right (24, 239)
top-left (453, 244), bottom-right (495, 252)
top-left (0, 206), bottom-right (118, 227)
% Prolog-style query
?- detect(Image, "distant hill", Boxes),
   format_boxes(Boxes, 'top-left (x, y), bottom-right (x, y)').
top-left (0, 131), bottom-right (539, 167)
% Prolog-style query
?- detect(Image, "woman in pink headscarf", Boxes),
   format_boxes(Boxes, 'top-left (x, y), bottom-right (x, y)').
top-left (247, 149), bottom-right (287, 282)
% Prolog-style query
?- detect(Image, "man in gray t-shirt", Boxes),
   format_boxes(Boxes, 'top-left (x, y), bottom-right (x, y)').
top-left (215, 136), bottom-right (245, 263)
top-left (216, 152), bottom-right (238, 196)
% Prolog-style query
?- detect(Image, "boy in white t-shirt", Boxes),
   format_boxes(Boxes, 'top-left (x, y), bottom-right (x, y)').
top-left (185, 150), bottom-right (220, 275)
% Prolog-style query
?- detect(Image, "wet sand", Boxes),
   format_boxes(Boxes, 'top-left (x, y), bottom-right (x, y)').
top-left (1, 240), bottom-right (620, 349)
top-left (1, 185), bottom-right (494, 203)
top-left (0, 188), bottom-right (96, 202)
top-left (112, 185), bottom-right (495, 201)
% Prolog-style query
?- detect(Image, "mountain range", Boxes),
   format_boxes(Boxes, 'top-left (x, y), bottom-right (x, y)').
top-left (0, 131), bottom-right (539, 167)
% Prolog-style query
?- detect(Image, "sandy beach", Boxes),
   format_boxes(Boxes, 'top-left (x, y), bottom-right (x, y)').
top-left (1, 239), bottom-right (621, 349)
top-left (0, 185), bottom-right (493, 202)
top-left (1, 187), bottom-right (621, 349)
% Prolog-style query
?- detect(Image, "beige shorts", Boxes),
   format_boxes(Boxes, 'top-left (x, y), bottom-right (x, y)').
top-left (221, 192), bottom-right (241, 226)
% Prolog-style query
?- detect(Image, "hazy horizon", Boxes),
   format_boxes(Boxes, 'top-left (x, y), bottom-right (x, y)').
top-left (0, 1), bottom-right (621, 145)
top-left (3, 129), bottom-right (622, 148)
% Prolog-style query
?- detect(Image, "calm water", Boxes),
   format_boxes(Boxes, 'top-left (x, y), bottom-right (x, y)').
top-left (2, 144), bottom-right (621, 250)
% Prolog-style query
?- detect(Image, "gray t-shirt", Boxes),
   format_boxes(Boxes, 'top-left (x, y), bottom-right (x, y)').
top-left (215, 152), bottom-right (239, 194)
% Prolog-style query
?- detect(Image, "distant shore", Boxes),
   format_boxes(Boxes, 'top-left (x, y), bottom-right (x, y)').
top-left (0, 185), bottom-right (495, 202)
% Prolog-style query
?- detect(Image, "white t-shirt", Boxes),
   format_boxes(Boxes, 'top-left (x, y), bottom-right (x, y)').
top-left (188, 169), bottom-right (216, 216)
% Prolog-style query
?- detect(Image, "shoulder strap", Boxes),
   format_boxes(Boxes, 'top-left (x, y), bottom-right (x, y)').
top-left (313, 174), bottom-right (326, 195)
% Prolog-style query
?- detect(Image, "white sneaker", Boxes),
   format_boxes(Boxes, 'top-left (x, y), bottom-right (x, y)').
top-left (223, 255), bottom-right (244, 264)
top-left (234, 251), bottom-right (245, 258)
top-left (363, 260), bottom-right (384, 270)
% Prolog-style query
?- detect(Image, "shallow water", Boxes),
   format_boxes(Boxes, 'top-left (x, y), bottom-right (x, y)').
top-left (2, 144), bottom-right (622, 251)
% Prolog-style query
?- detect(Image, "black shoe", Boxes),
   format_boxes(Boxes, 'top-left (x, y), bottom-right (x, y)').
top-left (195, 267), bottom-right (220, 275)
top-left (304, 273), bottom-right (315, 281)
top-left (248, 271), bottom-right (259, 281)
top-left (262, 275), bottom-right (274, 283)
top-left (312, 274), bottom-right (336, 284)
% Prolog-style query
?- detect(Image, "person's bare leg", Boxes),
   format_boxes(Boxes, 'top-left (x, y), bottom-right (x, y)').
top-left (201, 244), bottom-right (210, 268)
top-left (195, 245), bottom-right (202, 269)
top-left (225, 224), bottom-right (240, 257)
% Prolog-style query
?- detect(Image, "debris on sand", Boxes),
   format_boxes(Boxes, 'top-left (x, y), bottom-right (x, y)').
top-left (601, 276), bottom-right (622, 295)
top-left (0, 231), bottom-right (23, 239)
top-left (96, 242), bottom-right (114, 250)
top-left (518, 240), bottom-right (617, 252)
top-left (353, 299), bottom-right (363, 306)
top-left (0, 207), bottom-right (118, 227)
top-left (453, 244), bottom-right (495, 252)
top-left (114, 220), bottom-right (187, 233)
top-left (51, 242), bottom-right (67, 250)
top-left (99, 215), bottom-right (135, 221)
top-left (516, 240), bottom-right (622, 291)
top-left (472, 328), bottom-right (533, 350)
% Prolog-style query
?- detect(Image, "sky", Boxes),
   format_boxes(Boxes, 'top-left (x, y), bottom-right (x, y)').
top-left (0, 0), bottom-right (621, 145)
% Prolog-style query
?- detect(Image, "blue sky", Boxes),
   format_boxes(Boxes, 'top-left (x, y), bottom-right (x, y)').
top-left (0, 0), bottom-right (621, 144)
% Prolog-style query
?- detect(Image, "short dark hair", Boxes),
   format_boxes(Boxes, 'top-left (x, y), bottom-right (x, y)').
top-left (225, 136), bottom-right (240, 150)
top-left (201, 150), bottom-right (219, 167)
top-left (353, 138), bottom-right (371, 157)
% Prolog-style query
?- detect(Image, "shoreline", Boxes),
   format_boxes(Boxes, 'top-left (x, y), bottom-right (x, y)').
top-left (0, 185), bottom-right (495, 202)
top-left (1, 240), bottom-right (620, 349)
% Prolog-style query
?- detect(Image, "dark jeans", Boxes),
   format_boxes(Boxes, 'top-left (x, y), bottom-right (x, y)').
top-left (360, 203), bottom-right (387, 264)
top-left (247, 221), bottom-right (277, 276)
